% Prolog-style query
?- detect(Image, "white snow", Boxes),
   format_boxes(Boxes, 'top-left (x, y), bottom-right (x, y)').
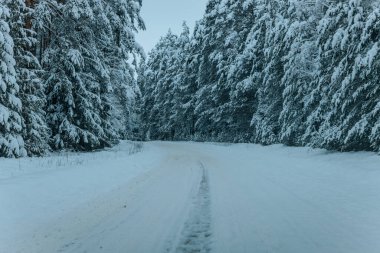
top-left (1, 141), bottom-right (380, 253)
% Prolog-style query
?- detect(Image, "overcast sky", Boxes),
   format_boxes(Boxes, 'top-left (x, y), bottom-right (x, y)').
top-left (136, 0), bottom-right (208, 53)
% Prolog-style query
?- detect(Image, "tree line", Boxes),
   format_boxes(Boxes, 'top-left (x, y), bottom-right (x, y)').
top-left (139, 0), bottom-right (380, 153)
top-left (2, 0), bottom-right (380, 158)
top-left (0, 0), bottom-right (144, 157)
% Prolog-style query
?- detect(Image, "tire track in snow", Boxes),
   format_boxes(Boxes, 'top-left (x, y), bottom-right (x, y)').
top-left (173, 162), bottom-right (212, 253)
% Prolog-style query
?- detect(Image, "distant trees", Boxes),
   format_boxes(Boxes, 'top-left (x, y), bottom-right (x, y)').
top-left (140, 0), bottom-right (380, 153)
top-left (0, 0), bottom-right (144, 157)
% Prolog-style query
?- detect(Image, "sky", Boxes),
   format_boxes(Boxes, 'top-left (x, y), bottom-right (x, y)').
top-left (136, 0), bottom-right (208, 53)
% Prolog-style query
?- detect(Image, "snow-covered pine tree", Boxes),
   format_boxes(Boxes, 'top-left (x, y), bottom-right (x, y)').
top-left (180, 21), bottom-right (203, 140)
top-left (103, 0), bottom-right (145, 140)
top-left (87, 0), bottom-right (115, 145)
top-left (204, 0), bottom-right (254, 141)
top-left (195, 0), bottom-right (254, 141)
top-left (251, 0), bottom-right (289, 145)
top-left (133, 62), bottom-right (145, 140)
top-left (0, 4), bottom-right (26, 157)
top-left (194, 0), bottom-right (224, 140)
top-left (153, 30), bottom-right (179, 139)
top-left (140, 25), bottom-right (191, 141)
top-left (7, 0), bottom-right (50, 156)
top-left (225, 0), bottom-right (256, 142)
top-left (170, 22), bottom-right (191, 140)
top-left (203, 0), bottom-right (233, 141)
top-left (227, 0), bottom-right (269, 143)
top-left (336, 1), bottom-right (380, 151)
top-left (137, 61), bottom-right (152, 139)
top-left (304, 0), bottom-right (366, 151)
top-left (139, 31), bottom-right (178, 140)
top-left (43, 0), bottom-right (115, 151)
top-left (32, 0), bottom-right (55, 64)
top-left (324, 0), bottom-right (369, 151)
top-left (278, 0), bottom-right (318, 146)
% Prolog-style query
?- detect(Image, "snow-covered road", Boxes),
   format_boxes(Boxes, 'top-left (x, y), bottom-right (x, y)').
top-left (1, 142), bottom-right (380, 253)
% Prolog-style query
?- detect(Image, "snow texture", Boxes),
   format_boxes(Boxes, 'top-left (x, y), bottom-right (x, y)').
top-left (1, 141), bottom-right (380, 253)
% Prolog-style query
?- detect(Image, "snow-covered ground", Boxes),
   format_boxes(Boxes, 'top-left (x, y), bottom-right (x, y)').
top-left (1, 141), bottom-right (380, 253)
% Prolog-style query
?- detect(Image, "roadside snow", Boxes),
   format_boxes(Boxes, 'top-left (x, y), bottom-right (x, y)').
top-left (1, 141), bottom-right (380, 253)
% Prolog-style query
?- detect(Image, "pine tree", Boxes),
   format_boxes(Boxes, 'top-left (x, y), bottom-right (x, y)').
top-left (180, 21), bottom-right (203, 139)
top-left (137, 61), bottom-right (152, 139)
top-left (337, 1), bottom-right (380, 151)
top-left (226, 0), bottom-right (256, 142)
top-left (153, 30), bottom-right (179, 139)
top-left (0, 4), bottom-right (26, 157)
top-left (208, 0), bottom-right (255, 141)
top-left (104, 0), bottom-right (145, 139)
top-left (32, 0), bottom-right (54, 63)
top-left (304, 0), bottom-right (366, 150)
top-left (43, 0), bottom-right (114, 151)
top-left (227, 0), bottom-right (269, 143)
top-left (8, 0), bottom-right (50, 156)
top-left (170, 23), bottom-right (191, 140)
top-left (139, 31), bottom-right (178, 140)
top-left (279, 1), bottom-right (318, 146)
top-left (251, 0), bottom-right (288, 145)
top-left (194, 0), bottom-right (225, 140)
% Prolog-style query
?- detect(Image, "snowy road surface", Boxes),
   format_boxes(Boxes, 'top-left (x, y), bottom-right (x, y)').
top-left (1, 141), bottom-right (380, 253)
